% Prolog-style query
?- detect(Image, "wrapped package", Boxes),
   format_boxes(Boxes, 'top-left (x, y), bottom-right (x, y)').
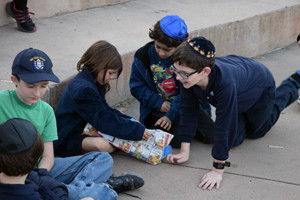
top-left (82, 123), bottom-right (173, 165)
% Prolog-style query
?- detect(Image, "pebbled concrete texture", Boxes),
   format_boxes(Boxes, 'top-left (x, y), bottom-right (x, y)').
top-left (113, 42), bottom-right (300, 200)
top-left (0, 0), bottom-right (300, 199)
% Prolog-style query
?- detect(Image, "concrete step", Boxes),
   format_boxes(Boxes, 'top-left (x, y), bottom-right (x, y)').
top-left (0, 0), bottom-right (133, 26)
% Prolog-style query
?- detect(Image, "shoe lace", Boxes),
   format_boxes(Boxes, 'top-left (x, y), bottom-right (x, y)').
top-left (15, 8), bottom-right (35, 24)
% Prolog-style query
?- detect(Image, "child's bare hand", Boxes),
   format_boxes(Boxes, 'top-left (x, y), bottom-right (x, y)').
top-left (155, 116), bottom-right (171, 130)
top-left (198, 170), bottom-right (223, 190)
top-left (160, 101), bottom-right (171, 113)
top-left (167, 152), bottom-right (189, 164)
top-left (142, 129), bottom-right (151, 140)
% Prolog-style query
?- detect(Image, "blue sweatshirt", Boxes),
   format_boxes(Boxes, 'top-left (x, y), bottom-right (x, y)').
top-left (0, 181), bottom-right (42, 200)
top-left (54, 68), bottom-right (145, 157)
top-left (130, 42), bottom-right (181, 123)
top-left (180, 55), bottom-right (275, 160)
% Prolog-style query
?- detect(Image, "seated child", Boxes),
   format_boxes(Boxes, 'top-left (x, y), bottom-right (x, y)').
top-left (0, 118), bottom-right (68, 199)
top-left (0, 47), bottom-right (144, 199)
top-left (129, 15), bottom-right (212, 148)
top-left (54, 40), bottom-right (151, 157)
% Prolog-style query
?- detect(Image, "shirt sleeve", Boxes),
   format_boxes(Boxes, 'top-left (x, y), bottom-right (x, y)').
top-left (179, 86), bottom-right (200, 143)
top-left (40, 106), bottom-right (58, 142)
top-left (72, 87), bottom-right (145, 141)
top-left (212, 82), bottom-right (238, 160)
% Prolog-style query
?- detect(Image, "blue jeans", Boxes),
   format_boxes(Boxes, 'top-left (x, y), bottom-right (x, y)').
top-left (49, 151), bottom-right (117, 200)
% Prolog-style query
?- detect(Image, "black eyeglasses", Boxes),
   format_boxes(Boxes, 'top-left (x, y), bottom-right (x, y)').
top-left (170, 65), bottom-right (199, 79)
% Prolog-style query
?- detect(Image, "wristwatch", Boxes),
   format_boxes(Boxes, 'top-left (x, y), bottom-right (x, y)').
top-left (213, 161), bottom-right (231, 169)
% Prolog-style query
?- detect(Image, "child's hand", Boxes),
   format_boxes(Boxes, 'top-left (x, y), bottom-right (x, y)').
top-left (167, 143), bottom-right (190, 164)
top-left (167, 151), bottom-right (189, 164)
top-left (198, 169), bottom-right (223, 190)
top-left (155, 116), bottom-right (171, 131)
top-left (142, 129), bottom-right (151, 140)
top-left (160, 101), bottom-right (171, 113)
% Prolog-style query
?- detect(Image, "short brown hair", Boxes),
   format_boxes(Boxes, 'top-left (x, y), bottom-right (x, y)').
top-left (172, 42), bottom-right (215, 71)
top-left (0, 133), bottom-right (44, 176)
top-left (77, 40), bottom-right (123, 92)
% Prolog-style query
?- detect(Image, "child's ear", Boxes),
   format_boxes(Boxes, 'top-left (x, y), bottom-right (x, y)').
top-left (11, 75), bottom-right (19, 85)
top-left (202, 67), bottom-right (211, 76)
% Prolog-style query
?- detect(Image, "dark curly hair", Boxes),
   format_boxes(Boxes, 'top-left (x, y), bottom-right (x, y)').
top-left (149, 21), bottom-right (188, 48)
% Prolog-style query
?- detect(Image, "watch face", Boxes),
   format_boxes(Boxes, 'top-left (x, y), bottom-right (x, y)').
top-left (213, 162), bottom-right (225, 169)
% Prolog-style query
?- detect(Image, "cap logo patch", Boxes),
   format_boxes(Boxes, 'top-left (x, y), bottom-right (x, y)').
top-left (30, 57), bottom-right (45, 70)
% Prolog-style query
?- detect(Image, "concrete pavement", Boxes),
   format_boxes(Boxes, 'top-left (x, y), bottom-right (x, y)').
top-left (0, 0), bottom-right (300, 199)
top-left (114, 43), bottom-right (300, 200)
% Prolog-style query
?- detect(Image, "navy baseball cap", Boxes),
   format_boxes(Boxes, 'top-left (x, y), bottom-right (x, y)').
top-left (0, 118), bottom-right (38, 155)
top-left (12, 48), bottom-right (60, 83)
top-left (160, 15), bottom-right (188, 40)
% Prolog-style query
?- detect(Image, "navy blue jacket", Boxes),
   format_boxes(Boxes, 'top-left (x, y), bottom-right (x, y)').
top-left (54, 68), bottom-right (145, 157)
top-left (180, 55), bottom-right (275, 160)
top-left (27, 168), bottom-right (68, 199)
top-left (0, 180), bottom-right (42, 200)
top-left (0, 168), bottom-right (67, 200)
top-left (130, 42), bottom-right (181, 123)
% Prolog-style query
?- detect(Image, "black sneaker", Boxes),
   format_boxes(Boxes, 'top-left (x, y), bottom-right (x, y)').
top-left (288, 70), bottom-right (300, 88)
top-left (6, 2), bottom-right (37, 33)
top-left (107, 173), bottom-right (145, 193)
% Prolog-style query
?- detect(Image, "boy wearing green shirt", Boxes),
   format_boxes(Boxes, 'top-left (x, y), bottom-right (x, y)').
top-left (0, 48), bottom-right (144, 200)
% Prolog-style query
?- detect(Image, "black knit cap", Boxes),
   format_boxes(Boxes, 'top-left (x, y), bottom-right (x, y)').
top-left (0, 118), bottom-right (38, 154)
top-left (186, 36), bottom-right (215, 60)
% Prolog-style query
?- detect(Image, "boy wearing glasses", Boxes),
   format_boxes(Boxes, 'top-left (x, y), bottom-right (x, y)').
top-left (130, 15), bottom-right (212, 148)
top-left (167, 36), bottom-right (300, 190)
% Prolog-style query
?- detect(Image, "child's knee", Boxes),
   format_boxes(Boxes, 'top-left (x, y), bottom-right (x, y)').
top-left (93, 139), bottom-right (116, 153)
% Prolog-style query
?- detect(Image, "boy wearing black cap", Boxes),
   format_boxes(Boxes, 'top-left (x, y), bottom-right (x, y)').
top-left (0, 118), bottom-right (45, 199)
top-left (0, 118), bottom-right (93, 200)
top-left (166, 36), bottom-right (300, 190)
top-left (0, 48), bottom-right (133, 199)
top-left (130, 15), bottom-right (211, 148)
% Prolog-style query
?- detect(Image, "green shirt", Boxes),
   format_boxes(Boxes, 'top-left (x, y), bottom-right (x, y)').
top-left (0, 90), bottom-right (58, 142)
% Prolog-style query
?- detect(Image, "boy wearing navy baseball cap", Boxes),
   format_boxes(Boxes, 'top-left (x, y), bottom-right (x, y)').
top-left (130, 15), bottom-right (212, 148)
top-left (0, 48), bottom-right (120, 199)
top-left (167, 36), bottom-right (300, 190)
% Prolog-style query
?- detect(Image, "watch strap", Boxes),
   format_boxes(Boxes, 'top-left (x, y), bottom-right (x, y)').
top-left (213, 161), bottom-right (231, 169)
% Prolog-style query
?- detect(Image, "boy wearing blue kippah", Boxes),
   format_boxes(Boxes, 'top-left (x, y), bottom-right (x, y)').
top-left (130, 15), bottom-right (212, 148)
top-left (167, 36), bottom-right (300, 190)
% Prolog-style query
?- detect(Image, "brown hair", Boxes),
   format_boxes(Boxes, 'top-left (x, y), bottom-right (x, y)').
top-left (0, 133), bottom-right (44, 176)
top-left (172, 42), bottom-right (215, 71)
top-left (149, 21), bottom-right (188, 48)
top-left (77, 40), bottom-right (123, 92)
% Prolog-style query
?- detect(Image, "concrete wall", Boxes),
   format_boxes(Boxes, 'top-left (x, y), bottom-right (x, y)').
top-left (0, 0), bottom-right (133, 26)
top-left (191, 5), bottom-right (300, 58)
top-left (38, 4), bottom-right (300, 109)
top-left (103, 4), bottom-right (300, 105)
